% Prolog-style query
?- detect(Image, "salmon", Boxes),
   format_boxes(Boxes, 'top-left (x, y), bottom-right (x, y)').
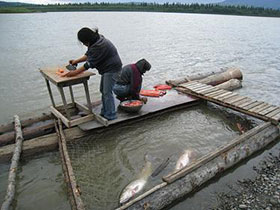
top-left (175, 150), bottom-right (195, 171)
top-left (154, 84), bottom-right (172, 90)
top-left (140, 90), bottom-right (166, 97)
top-left (119, 155), bottom-right (152, 204)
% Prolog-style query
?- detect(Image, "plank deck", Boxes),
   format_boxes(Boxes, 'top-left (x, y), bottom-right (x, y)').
top-left (78, 90), bottom-right (199, 131)
top-left (176, 81), bottom-right (280, 124)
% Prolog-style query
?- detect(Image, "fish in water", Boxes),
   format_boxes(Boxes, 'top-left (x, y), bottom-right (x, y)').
top-left (151, 157), bottom-right (170, 177)
top-left (175, 150), bottom-right (194, 171)
top-left (119, 155), bottom-right (152, 204)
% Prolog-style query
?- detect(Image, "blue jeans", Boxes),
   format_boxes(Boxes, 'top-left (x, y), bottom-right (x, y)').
top-left (113, 83), bottom-right (130, 99)
top-left (100, 72), bottom-right (118, 120)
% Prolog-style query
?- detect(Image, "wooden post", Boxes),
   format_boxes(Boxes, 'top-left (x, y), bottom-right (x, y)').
top-left (83, 81), bottom-right (92, 113)
top-left (57, 86), bottom-right (71, 120)
top-left (69, 86), bottom-right (75, 106)
top-left (1, 115), bottom-right (24, 210)
top-left (45, 79), bottom-right (56, 107)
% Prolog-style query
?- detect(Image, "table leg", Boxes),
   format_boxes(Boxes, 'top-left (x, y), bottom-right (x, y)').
top-left (45, 79), bottom-right (56, 107)
top-left (58, 86), bottom-right (71, 120)
top-left (69, 86), bottom-right (75, 106)
top-left (83, 81), bottom-right (93, 113)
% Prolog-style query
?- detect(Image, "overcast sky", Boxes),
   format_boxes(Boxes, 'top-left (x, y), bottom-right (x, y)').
top-left (5, 0), bottom-right (224, 5)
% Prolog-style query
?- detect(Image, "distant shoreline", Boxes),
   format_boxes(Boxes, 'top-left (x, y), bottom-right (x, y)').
top-left (1, 3), bottom-right (280, 18)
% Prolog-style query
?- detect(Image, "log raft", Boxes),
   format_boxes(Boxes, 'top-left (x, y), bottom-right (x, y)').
top-left (0, 68), bottom-right (244, 162)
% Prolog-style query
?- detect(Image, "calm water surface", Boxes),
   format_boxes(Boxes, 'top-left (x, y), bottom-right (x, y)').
top-left (0, 12), bottom-right (280, 210)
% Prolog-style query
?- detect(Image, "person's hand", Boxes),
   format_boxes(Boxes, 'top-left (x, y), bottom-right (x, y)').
top-left (69, 59), bottom-right (76, 65)
top-left (140, 97), bottom-right (148, 104)
top-left (62, 70), bottom-right (80, 77)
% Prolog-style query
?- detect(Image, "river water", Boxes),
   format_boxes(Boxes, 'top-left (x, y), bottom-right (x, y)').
top-left (0, 12), bottom-right (280, 210)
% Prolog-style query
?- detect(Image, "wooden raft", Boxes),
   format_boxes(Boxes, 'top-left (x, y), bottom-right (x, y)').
top-left (176, 81), bottom-right (280, 125)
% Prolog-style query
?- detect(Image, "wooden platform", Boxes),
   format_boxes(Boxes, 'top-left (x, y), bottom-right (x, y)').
top-left (176, 81), bottom-right (280, 125)
top-left (78, 90), bottom-right (199, 131)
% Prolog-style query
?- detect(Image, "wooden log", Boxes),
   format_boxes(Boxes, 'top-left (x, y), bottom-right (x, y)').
top-left (166, 68), bottom-right (228, 86)
top-left (199, 68), bottom-right (243, 86)
top-left (54, 122), bottom-right (76, 209)
top-left (0, 113), bottom-right (53, 134)
top-left (124, 122), bottom-right (279, 210)
top-left (1, 116), bottom-right (24, 210)
top-left (0, 126), bottom-right (87, 163)
top-left (56, 120), bottom-right (85, 210)
top-left (215, 79), bottom-right (242, 91)
top-left (0, 120), bottom-right (55, 147)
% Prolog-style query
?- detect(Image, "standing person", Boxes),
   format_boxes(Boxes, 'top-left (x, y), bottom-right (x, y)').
top-left (64, 27), bottom-right (122, 120)
top-left (113, 59), bottom-right (151, 103)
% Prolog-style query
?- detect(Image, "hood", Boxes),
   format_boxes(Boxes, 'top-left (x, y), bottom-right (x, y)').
top-left (135, 59), bottom-right (151, 75)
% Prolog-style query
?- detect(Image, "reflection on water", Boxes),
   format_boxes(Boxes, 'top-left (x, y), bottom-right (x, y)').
top-left (0, 12), bottom-right (280, 210)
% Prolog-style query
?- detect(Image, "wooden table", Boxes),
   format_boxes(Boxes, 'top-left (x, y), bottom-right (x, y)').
top-left (40, 68), bottom-right (108, 127)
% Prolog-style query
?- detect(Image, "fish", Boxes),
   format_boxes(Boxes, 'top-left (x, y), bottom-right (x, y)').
top-left (175, 150), bottom-right (194, 171)
top-left (151, 157), bottom-right (170, 177)
top-left (119, 155), bottom-right (152, 204)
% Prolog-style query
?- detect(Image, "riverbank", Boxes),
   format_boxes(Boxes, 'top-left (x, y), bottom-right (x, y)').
top-left (215, 145), bottom-right (280, 210)
top-left (1, 3), bottom-right (280, 18)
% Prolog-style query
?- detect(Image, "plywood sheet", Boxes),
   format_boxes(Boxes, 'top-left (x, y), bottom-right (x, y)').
top-left (79, 90), bottom-right (198, 131)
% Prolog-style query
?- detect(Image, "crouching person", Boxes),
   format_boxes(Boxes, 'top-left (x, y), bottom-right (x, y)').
top-left (113, 59), bottom-right (151, 103)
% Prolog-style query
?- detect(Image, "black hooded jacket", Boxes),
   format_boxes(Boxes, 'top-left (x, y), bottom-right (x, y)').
top-left (116, 59), bottom-right (151, 99)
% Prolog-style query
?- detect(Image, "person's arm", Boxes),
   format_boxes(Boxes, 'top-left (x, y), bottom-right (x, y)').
top-left (69, 55), bottom-right (87, 65)
top-left (62, 65), bottom-right (86, 77)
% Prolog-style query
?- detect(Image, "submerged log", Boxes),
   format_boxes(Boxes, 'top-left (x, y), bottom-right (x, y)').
top-left (0, 100), bottom-right (103, 147)
top-left (0, 120), bottom-right (55, 147)
top-left (0, 113), bottom-right (52, 135)
top-left (0, 126), bottom-right (87, 163)
top-left (1, 116), bottom-right (24, 210)
top-left (166, 68), bottom-right (227, 86)
top-left (123, 122), bottom-right (279, 210)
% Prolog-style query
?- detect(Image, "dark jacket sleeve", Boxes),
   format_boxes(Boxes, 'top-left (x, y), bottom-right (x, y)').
top-left (130, 64), bottom-right (142, 100)
top-left (84, 45), bottom-right (108, 70)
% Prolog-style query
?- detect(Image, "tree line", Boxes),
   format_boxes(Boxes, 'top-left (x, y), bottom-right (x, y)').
top-left (1, 2), bottom-right (280, 17)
